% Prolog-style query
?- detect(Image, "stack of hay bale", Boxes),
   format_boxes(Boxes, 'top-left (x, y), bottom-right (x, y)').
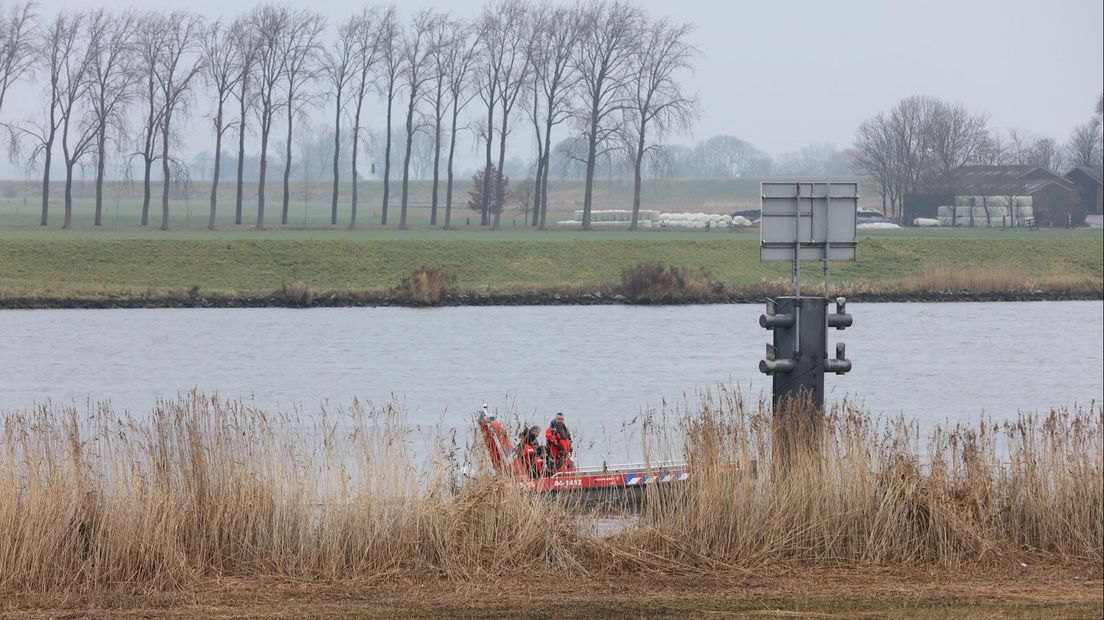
top-left (659, 212), bottom-right (752, 230)
top-left (555, 210), bottom-right (755, 230)
top-left (556, 210), bottom-right (660, 228)
top-left (936, 196), bottom-right (1033, 227)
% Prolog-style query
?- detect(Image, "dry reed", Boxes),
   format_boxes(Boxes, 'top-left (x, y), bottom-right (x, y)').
top-left (0, 390), bottom-right (1099, 597)
top-left (395, 265), bottom-right (456, 305)
top-left (619, 263), bottom-right (724, 302)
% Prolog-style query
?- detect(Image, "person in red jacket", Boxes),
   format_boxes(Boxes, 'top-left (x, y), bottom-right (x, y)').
top-left (545, 412), bottom-right (573, 472)
top-left (515, 425), bottom-right (542, 478)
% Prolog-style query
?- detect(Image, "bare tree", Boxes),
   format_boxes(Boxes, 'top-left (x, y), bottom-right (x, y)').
top-left (1028, 136), bottom-right (1062, 171)
top-left (853, 113), bottom-right (897, 215)
top-left (423, 14), bottom-right (454, 226)
top-left (0, 1), bottom-right (35, 115)
top-left (57, 11), bottom-right (100, 229)
top-left (1006, 128), bottom-right (1066, 170)
top-left (926, 100), bottom-right (988, 215)
top-left (6, 12), bottom-right (81, 227)
top-left (155, 11), bottom-right (205, 231)
top-left (323, 12), bottom-right (358, 226)
top-left (487, 0), bottom-right (529, 231)
top-left (132, 12), bottom-right (164, 226)
top-left (473, 6), bottom-right (501, 226)
top-left (853, 97), bottom-right (940, 221)
top-left (1066, 120), bottom-right (1103, 167)
top-left (572, 0), bottom-right (641, 229)
top-left (201, 18), bottom-right (243, 229)
top-left (279, 10), bottom-right (325, 225)
top-left (440, 18), bottom-right (479, 230)
top-left (87, 10), bottom-right (136, 227)
top-left (397, 9), bottom-right (439, 230)
top-left (527, 4), bottom-right (581, 230)
top-left (624, 16), bottom-right (699, 230)
top-left (347, 8), bottom-right (382, 229)
top-left (231, 16), bottom-right (258, 225)
top-left (252, 5), bottom-right (289, 230)
top-left (375, 6), bottom-right (400, 225)
top-left (853, 96), bottom-right (938, 222)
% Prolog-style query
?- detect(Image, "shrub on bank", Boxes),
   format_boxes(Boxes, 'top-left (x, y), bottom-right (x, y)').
top-left (396, 265), bottom-right (455, 305)
top-left (279, 280), bottom-right (313, 306)
top-left (620, 263), bottom-right (725, 303)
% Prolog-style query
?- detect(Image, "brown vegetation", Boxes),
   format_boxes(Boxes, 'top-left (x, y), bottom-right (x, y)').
top-left (619, 263), bottom-right (725, 302)
top-left (394, 265), bottom-right (456, 305)
top-left (277, 279), bottom-right (313, 306)
top-left (0, 389), bottom-right (1099, 608)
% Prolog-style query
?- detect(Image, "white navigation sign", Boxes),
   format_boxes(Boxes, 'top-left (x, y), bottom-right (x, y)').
top-left (760, 182), bottom-right (858, 262)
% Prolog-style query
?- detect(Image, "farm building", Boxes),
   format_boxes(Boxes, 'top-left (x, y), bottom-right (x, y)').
top-left (1065, 165), bottom-right (1103, 215)
top-left (904, 166), bottom-right (1083, 226)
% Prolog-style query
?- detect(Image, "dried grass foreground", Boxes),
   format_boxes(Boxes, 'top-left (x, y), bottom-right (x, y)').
top-left (0, 389), bottom-right (1100, 608)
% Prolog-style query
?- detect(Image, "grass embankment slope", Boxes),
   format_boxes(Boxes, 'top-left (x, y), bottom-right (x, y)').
top-left (0, 228), bottom-right (1101, 304)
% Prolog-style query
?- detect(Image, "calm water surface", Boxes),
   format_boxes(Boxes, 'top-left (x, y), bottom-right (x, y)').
top-left (2, 302), bottom-right (1101, 461)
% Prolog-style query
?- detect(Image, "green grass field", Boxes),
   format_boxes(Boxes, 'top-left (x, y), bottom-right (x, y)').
top-left (0, 229), bottom-right (1099, 299)
top-left (0, 176), bottom-right (885, 230)
top-left (2, 177), bottom-right (1100, 302)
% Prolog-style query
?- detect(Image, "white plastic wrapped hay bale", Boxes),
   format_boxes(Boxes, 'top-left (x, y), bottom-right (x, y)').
top-left (937, 205), bottom-right (953, 218)
top-left (557, 220), bottom-right (581, 228)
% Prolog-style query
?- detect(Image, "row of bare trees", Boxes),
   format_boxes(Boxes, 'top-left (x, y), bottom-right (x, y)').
top-left (0, 0), bottom-right (698, 231)
top-left (853, 95), bottom-right (1104, 219)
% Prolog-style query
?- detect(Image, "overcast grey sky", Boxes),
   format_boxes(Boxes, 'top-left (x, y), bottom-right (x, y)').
top-left (7, 0), bottom-right (1103, 172)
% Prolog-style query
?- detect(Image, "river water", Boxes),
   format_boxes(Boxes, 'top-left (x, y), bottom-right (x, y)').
top-left (2, 302), bottom-right (1101, 462)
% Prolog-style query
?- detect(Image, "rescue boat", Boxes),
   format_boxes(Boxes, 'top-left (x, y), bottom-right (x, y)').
top-left (478, 410), bottom-right (689, 493)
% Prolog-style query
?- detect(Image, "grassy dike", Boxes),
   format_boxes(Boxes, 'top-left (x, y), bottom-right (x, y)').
top-left (0, 231), bottom-right (1101, 305)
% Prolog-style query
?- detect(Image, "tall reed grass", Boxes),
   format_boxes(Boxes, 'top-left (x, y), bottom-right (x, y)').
top-left (0, 390), bottom-right (1099, 596)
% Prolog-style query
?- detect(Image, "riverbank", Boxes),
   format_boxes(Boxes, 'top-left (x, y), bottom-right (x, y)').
top-left (0, 233), bottom-right (1100, 307)
top-left (4, 568), bottom-right (1100, 618)
top-left (1, 287), bottom-right (1100, 309)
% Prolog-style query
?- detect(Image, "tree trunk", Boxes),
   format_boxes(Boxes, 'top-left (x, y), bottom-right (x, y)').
top-left (94, 131), bottom-right (106, 226)
top-left (399, 92), bottom-right (415, 230)
top-left (630, 123), bottom-right (646, 231)
top-left (141, 157), bottom-right (152, 226)
top-left (430, 114), bottom-right (442, 226)
top-left (282, 101), bottom-right (293, 225)
top-left (582, 111), bottom-right (600, 230)
top-left (492, 105), bottom-right (509, 231)
top-left (539, 114), bottom-right (555, 230)
top-left (532, 157), bottom-right (543, 228)
top-left (160, 112), bottom-right (172, 231)
top-left (480, 99), bottom-right (494, 225)
top-left (257, 109), bottom-right (269, 230)
top-left (209, 101), bottom-right (224, 230)
top-left (235, 77), bottom-right (247, 225)
top-left (39, 143), bottom-right (52, 226)
top-left (444, 105), bottom-right (459, 230)
top-left (330, 90), bottom-right (341, 226)
top-left (381, 85), bottom-right (393, 225)
top-left (63, 161), bottom-right (74, 230)
top-left (350, 98), bottom-right (363, 229)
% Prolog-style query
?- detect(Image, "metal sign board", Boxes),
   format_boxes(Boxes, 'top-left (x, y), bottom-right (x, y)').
top-left (760, 182), bottom-right (858, 262)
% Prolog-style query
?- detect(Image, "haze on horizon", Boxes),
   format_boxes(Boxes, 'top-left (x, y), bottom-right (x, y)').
top-left (1, 0), bottom-right (1101, 180)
